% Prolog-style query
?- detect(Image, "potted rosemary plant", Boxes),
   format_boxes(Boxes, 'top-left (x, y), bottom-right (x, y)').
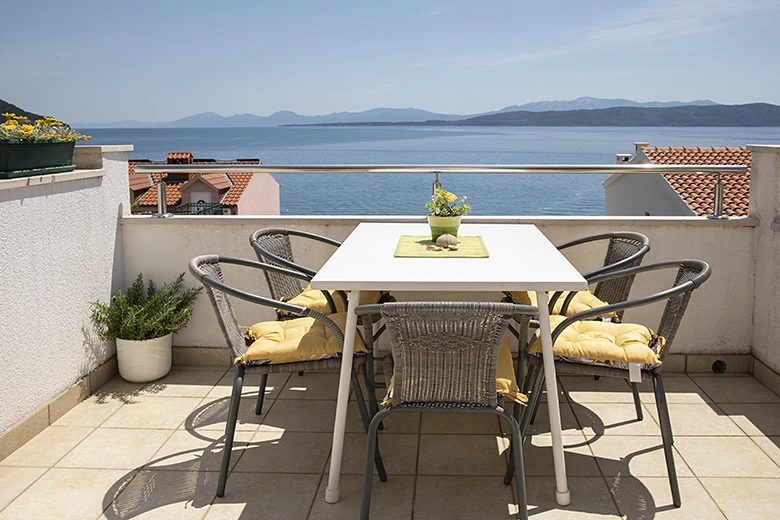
top-left (426, 187), bottom-right (471, 240)
top-left (90, 273), bottom-right (201, 382)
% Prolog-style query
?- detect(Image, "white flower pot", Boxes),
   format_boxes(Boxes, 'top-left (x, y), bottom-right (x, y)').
top-left (116, 333), bottom-right (173, 383)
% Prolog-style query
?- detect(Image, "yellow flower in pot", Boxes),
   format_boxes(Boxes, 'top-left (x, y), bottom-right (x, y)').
top-left (425, 187), bottom-right (471, 241)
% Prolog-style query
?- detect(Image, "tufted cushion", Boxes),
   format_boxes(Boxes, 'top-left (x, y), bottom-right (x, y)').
top-left (282, 286), bottom-right (382, 315)
top-left (237, 312), bottom-right (367, 365)
top-left (528, 315), bottom-right (663, 367)
top-left (509, 290), bottom-right (618, 319)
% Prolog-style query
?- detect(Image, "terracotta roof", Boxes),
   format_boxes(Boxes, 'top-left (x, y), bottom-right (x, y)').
top-left (167, 151), bottom-right (193, 163)
top-left (129, 154), bottom-right (261, 208)
top-left (641, 145), bottom-right (751, 217)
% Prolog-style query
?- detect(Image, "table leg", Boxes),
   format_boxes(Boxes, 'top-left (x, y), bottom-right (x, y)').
top-left (536, 290), bottom-right (571, 506)
top-left (325, 290), bottom-right (361, 504)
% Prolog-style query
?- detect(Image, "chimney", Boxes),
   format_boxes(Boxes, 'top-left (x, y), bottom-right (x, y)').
top-left (634, 142), bottom-right (649, 154)
top-left (165, 151), bottom-right (194, 182)
top-left (616, 153), bottom-right (632, 164)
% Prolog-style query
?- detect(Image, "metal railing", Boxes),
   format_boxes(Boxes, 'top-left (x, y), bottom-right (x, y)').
top-left (133, 163), bottom-right (747, 219)
top-left (170, 202), bottom-right (226, 215)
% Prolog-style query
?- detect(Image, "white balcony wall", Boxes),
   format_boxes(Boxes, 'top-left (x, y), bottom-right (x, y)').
top-left (0, 146), bottom-right (131, 434)
top-left (121, 215), bottom-right (756, 361)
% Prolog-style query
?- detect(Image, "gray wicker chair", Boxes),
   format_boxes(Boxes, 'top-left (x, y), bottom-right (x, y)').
top-left (515, 259), bottom-right (711, 508)
top-left (250, 227), bottom-right (346, 314)
top-left (188, 255), bottom-right (387, 497)
top-left (356, 301), bottom-right (538, 520)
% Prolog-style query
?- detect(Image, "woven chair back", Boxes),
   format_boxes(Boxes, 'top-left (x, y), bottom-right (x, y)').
top-left (380, 302), bottom-right (516, 408)
top-left (251, 229), bottom-right (304, 301)
top-left (656, 261), bottom-right (708, 360)
top-left (190, 257), bottom-right (248, 360)
top-left (593, 233), bottom-right (649, 318)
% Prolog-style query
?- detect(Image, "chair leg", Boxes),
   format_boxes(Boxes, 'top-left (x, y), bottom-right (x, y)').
top-left (653, 373), bottom-right (681, 507)
top-left (217, 365), bottom-right (245, 497)
top-left (360, 408), bottom-right (392, 520)
top-left (351, 367), bottom-right (387, 482)
top-left (631, 381), bottom-right (643, 421)
top-left (254, 374), bottom-right (268, 415)
top-left (499, 410), bottom-right (528, 520)
top-left (506, 364), bottom-right (545, 483)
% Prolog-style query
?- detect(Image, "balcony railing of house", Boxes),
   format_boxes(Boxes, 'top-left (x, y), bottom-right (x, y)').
top-left (170, 202), bottom-right (226, 215)
top-left (133, 163), bottom-right (747, 219)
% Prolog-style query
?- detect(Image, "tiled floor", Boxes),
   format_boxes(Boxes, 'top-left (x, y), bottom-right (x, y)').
top-left (1, 368), bottom-right (779, 519)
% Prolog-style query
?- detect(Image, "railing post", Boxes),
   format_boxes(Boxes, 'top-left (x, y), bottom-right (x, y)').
top-left (432, 171), bottom-right (441, 195)
top-left (154, 179), bottom-right (173, 218)
top-left (707, 173), bottom-right (728, 220)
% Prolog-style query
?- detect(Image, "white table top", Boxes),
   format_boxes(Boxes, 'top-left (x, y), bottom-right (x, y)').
top-left (311, 222), bottom-right (587, 292)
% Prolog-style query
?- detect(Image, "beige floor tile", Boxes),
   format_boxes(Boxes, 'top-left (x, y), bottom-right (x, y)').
top-left (327, 432), bottom-right (418, 476)
top-left (55, 428), bottom-right (173, 469)
top-left (207, 371), bottom-right (289, 400)
top-left (415, 475), bottom-right (519, 519)
top-left (206, 473), bottom-right (322, 520)
top-left (181, 396), bottom-right (267, 434)
top-left (344, 401), bottom-right (420, 434)
top-left (308, 474), bottom-right (414, 520)
top-left (513, 402), bottom-right (584, 437)
top-left (0, 468), bottom-right (127, 520)
top-left (635, 374), bottom-right (714, 404)
top-left (524, 476), bottom-right (621, 518)
top-left (700, 477), bottom-right (780, 520)
top-left (609, 476), bottom-right (726, 519)
top-left (92, 376), bottom-right (146, 403)
top-left (140, 369), bottom-right (227, 398)
top-left (751, 436), bottom-right (780, 466)
top-left (560, 375), bottom-right (636, 404)
top-left (52, 394), bottom-right (124, 427)
top-left (0, 425), bottom-right (93, 467)
top-left (690, 375), bottom-right (780, 404)
top-left (101, 396), bottom-right (203, 429)
top-left (232, 431), bottom-right (332, 474)
top-left (674, 437), bottom-right (780, 477)
top-left (100, 469), bottom-right (215, 519)
top-left (421, 411), bottom-right (503, 434)
top-left (261, 399), bottom-right (340, 432)
top-left (718, 403), bottom-right (780, 436)
top-left (148, 430), bottom-right (254, 474)
top-left (278, 372), bottom-right (342, 400)
top-left (418, 434), bottom-right (509, 476)
top-left (0, 466), bottom-right (47, 511)
top-left (524, 435), bottom-right (603, 477)
top-left (587, 435), bottom-right (693, 477)
top-left (644, 403), bottom-right (745, 436)
top-left (572, 402), bottom-right (662, 437)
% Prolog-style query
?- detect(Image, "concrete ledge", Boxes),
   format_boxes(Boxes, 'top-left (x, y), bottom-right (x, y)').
top-left (0, 356), bottom-right (118, 463)
top-left (753, 357), bottom-right (780, 397)
top-left (0, 168), bottom-right (104, 191)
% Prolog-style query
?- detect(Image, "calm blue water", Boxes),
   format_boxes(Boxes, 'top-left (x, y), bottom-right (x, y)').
top-left (79, 126), bottom-right (780, 216)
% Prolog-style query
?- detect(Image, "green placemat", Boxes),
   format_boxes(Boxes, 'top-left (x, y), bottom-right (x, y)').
top-left (394, 235), bottom-right (489, 258)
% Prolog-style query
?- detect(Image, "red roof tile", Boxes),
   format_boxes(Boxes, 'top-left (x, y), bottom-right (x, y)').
top-left (641, 145), bottom-right (751, 217)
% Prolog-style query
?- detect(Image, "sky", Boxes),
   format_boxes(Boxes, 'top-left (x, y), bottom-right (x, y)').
top-left (2, 0), bottom-right (779, 124)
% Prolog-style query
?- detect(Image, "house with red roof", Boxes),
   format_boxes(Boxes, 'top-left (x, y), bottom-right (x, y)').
top-left (604, 142), bottom-right (750, 217)
top-left (129, 152), bottom-right (279, 215)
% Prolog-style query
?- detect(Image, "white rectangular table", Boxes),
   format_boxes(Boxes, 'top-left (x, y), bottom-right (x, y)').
top-left (311, 222), bottom-right (587, 505)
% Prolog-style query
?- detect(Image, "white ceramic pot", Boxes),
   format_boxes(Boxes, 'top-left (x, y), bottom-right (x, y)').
top-left (116, 333), bottom-right (173, 383)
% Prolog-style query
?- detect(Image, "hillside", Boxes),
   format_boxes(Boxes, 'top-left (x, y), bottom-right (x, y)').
top-left (0, 99), bottom-right (44, 121)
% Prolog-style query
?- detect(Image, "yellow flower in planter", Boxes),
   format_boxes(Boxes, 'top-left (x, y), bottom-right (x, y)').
top-left (426, 187), bottom-right (471, 217)
top-left (0, 113), bottom-right (90, 142)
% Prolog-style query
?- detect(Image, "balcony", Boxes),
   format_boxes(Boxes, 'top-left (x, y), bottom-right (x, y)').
top-left (1, 145), bottom-right (780, 519)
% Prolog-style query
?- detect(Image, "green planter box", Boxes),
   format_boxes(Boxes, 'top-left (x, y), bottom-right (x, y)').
top-left (0, 140), bottom-right (76, 179)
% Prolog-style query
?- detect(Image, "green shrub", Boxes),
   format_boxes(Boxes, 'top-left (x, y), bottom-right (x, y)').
top-left (90, 273), bottom-right (201, 341)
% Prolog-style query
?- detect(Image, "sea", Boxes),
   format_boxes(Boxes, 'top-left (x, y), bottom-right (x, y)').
top-left (79, 126), bottom-right (780, 216)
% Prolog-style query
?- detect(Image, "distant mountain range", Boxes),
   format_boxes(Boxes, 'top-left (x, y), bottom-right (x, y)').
top-left (0, 99), bottom-right (44, 121)
top-left (71, 97), bottom-right (722, 128)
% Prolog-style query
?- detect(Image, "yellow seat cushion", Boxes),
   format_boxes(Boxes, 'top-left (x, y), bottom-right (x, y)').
top-left (509, 290), bottom-right (617, 319)
top-left (237, 312), bottom-right (367, 365)
top-left (383, 333), bottom-right (527, 406)
top-left (283, 286), bottom-right (382, 314)
top-left (529, 315), bottom-right (663, 366)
